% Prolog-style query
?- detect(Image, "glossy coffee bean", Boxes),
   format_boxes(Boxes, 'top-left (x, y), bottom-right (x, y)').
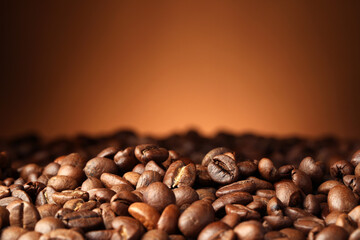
top-left (85, 230), bottom-right (114, 240)
top-left (111, 216), bottom-right (145, 240)
top-left (247, 177), bottom-right (274, 190)
top-left (55, 153), bottom-right (86, 169)
top-left (143, 182), bottom-right (175, 212)
top-left (163, 161), bottom-right (196, 189)
top-left (81, 177), bottom-right (104, 191)
top-left (34, 217), bottom-right (65, 234)
top-left (97, 146), bottom-right (119, 159)
top-left (157, 204), bottom-right (180, 234)
top-left (198, 221), bottom-right (235, 240)
top-left (234, 220), bottom-right (265, 240)
top-left (145, 161), bottom-right (166, 177)
top-left (317, 180), bottom-right (343, 194)
top-left (39, 229), bottom-right (84, 240)
top-left (1, 226), bottom-right (28, 240)
top-left (225, 204), bottom-right (261, 220)
top-left (212, 192), bottom-right (253, 212)
top-left (315, 225), bottom-right (349, 240)
top-left (114, 147), bottom-right (138, 172)
top-left (62, 210), bottom-right (103, 230)
top-left (216, 179), bottom-right (256, 197)
top-left (84, 157), bottom-right (118, 179)
top-left (123, 172), bottom-right (141, 187)
top-left (134, 144), bottom-right (169, 164)
top-left (173, 186), bottom-right (198, 207)
top-left (291, 169), bottom-right (312, 194)
top-left (293, 217), bottom-right (325, 235)
top-left (237, 160), bottom-right (258, 178)
top-left (128, 202), bottom-right (160, 230)
top-left (142, 229), bottom-right (169, 240)
top-left (304, 194), bottom-right (320, 215)
top-left (298, 157), bottom-right (324, 184)
top-left (328, 185), bottom-right (358, 212)
top-left (7, 201), bottom-right (40, 230)
top-left (47, 176), bottom-right (78, 192)
top-left (275, 180), bottom-right (302, 207)
top-left (207, 153), bottom-right (239, 184)
top-left (202, 147), bottom-right (232, 167)
top-left (18, 231), bottom-right (42, 240)
top-left (100, 173), bottom-right (130, 188)
top-left (52, 190), bottom-right (89, 206)
top-left (267, 197), bottom-right (284, 216)
top-left (258, 158), bottom-right (279, 182)
top-left (330, 160), bottom-right (354, 179)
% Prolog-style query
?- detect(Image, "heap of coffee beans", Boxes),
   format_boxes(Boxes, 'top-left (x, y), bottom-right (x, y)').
top-left (1, 130), bottom-right (360, 239)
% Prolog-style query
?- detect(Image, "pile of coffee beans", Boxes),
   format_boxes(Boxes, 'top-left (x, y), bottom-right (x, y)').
top-left (1, 130), bottom-right (360, 239)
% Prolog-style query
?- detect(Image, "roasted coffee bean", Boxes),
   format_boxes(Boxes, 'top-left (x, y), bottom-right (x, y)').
top-left (18, 231), bottom-right (42, 240)
top-left (100, 173), bottom-right (130, 188)
top-left (52, 190), bottom-right (89, 206)
top-left (256, 189), bottom-right (276, 199)
top-left (247, 200), bottom-right (267, 214)
top-left (317, 180), bottom-right (343, 194)
top-left (47, 176), bottom-right (77, 192)
top-left (88, 188), bottom-right (116, 203)
top-left (216, 179), bottom-right (256, 197)
top-left (63, 210), bottom-right (103, 230)
top-left (234, 220), bottom-right (265, 240)
top-left (135, 144), bottom-right (169, 164)
top-left (221, 213), bottom-right (241, 228)
top-left (55, 208), bottom-right (74, 219)
top-left (99, 203), bottom-right (116, 230)
top-left (0, 206), bottom-right (9, 227)
top-left (142, 229), bottom-right (169, 240)
top-left (111, 216), bottom-right (145, 239)
top-left (197, 188), bottom-right (216, 203)
top-left (293, 217), bottom-right (325, 234)
top-left (55, 153), bottom-right (86, 169)
top-left (143, 182), bottom-right (175, 212)
top-left (137, 170), bottom-right (162, 189)
top-left (173, 186), bottom-right (199, 207)
top-left (263, 215), bottom-right (292, 230)
top-left (278, 164), bottom-right (295, 179)
top-left (43, 163), bottom-right (60, 177)
top-left (1, 226), bottom-right (28, 240)
top-left (279, 228), bottom-right (305, 240)
top-left (0, 186), bottom-right (10, 199)
top-left (315, 225), bottom-right (349, 240)
top-left (258, 158), bottom-right (279, 182)
top-left (212, 192), bottom-right (253, 212)
top-left (328, 185), bottom-right (358, 212)
top-left (267, 197), bottom-right (285, 216)
top-left (110, 191), bottom-right (141, 216)
top-left (7, 201), bottom-right (40, 230)
top-left (348, 205), bottom-right (360, 223)
top-left (0, 197), bottom-right (21, 207)
top-left (40, 229), bottom-right (84, 240)
top-left (157, 204), bottom-right (180, 234)
top-left (195, 164), bottom-right (213, 186)
top-left (304, 194), bottom-right (320, 215)
top-left (84, 157), bottom-right (118, 178)
top-left (20, 164), bottom-right (43, 182)
top-left (225, 204), bottom-right (261, 220)
top-left (11, 190), bottom-right (31, 202)
top-left (198, 221), bottom-right (235, 240)
top-left (284, 207), bottom-right (312, 221)
top-left (298, 157), bottom-right (324, 184)
top-left (237, 160), bottom-right (258, 178)
top-left (178, 200), bottom-right (215, 238)
top-left (145, 161), bottom-right (166, 177)
top-left (352, 150), bottom-right (360, 167)
top-left (163, 161), bottom-right (196, 189)
top-left (202, 147), bottom-right (232, 167)
top-left (57, 165), bottom-right (85, 184)
top-left (275, 180), bottom-right (302, 207)
top-left (350, 229), bottom-right (360, 240)
top-left (97, 146), bottom-right (119, 159)
top-left (132, 164), bottom-right (145, 175)
top-left (207, 153), bottom-right (239, 184)
top-left (330, 160), bottom-right (354, 179)
top-left (325, 210), bottom-right (343, 225)
top-left (123, 172), bottom-right (141, 187)
top-left (247, 177), bottom-right (274, 190)
top-left (128, 202), bottom-right (160, 230)
top-left (343, 175), bottom-right (360, 195)
top-left (35, 187), bottom-right (56, 205)
top-left (291, 169), bottom-right (312, 194)
top-left (34, 216), bottom-right (65, 234)
top-left (85, 230), bottom-right (114, 240)
top-left (37, 204), bottom-right (61, 218)
top-left (168, 235), bottom-right (185, 240)
top-left (114, 147), bottom-right (138, 172)
top-left (81, 177), bottom-right (104, 191)
top-left (335, 213), bottom-right (356, 234)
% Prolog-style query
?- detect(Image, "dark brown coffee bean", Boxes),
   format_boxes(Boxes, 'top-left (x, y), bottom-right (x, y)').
top-left (37, 204), bottom-right (61, 219)
top-left (47, 176), bottom-right (78, 192)
top-left (275, 180), bottom-right (302, 207)
top-left (55, 153), bottom-right (86, 169)
top-left (0, 205), bottom-right (9, 227)
top-left (263, 215), bottom-right (292, 230)
top-left (335, 213), bottom-right (356, 234)
top-left (98, 203), bottom-right (116, 230)
top-left (298, 157), bottom-right (324, 184)
top-left (145, 161), bottom-right (166, 177)
top-left (216, 179), bottom-right (256, 197)
top-left (317, 180), bottom-right (343, 194)
top-left (97, 147), bottom-right (119, 159)
top-left (88, 188), bottom-right (116, 203)
top-left (247, 200), bottom-right (267, 214)
top-left (143, 182), bottom-right (175, 212)
top-left (7, 201), bottom-right (40, 230)
top-left (267, 197), bottom-right (285, 216)
top-left (114, 147), bottom-right (138, 173)
top-left (291, 169), bottom-right (312, 194)
top-left (198, 221), bottom-right (235, 240)
top-left (81, 177), bottom-right (104, 191)
top-left (173, 186), bottom-right (198, 208)
top-left (207, 153), bottom-right (239, 185)
top-left (40, 229), bottom-right (84, 240)
top-left (63, 210), bottom-right (102, 230)
top-left (110, 191), bottom-right (141, 216)
top-left (293, 217), bottom-right (325, 234)
top-left (123, 172), bottom-right (140, 186)
top-left (304, 194), bottom-right (320, 215)
top-left (330, 160), bottom-right (354, 179)
top-left (20, 164), bottom-right (43, 182)
top-left (111, 216), bottom-right (145, 240)
top-left (343, 175), bottom-right (360, 196)
top-left (247, 177), bottom-right (274, 190)
top-left (178, 200), bottom-right (215, 238)
top-left (43, 163), bottom-right (60, 177)
top-left (225, 204), bottom-right (261, 220)
top-left (279, 228), bottom-right (305, 240)
top-left (132, 164), bottom-right (145, 175)
top-left (237, 160), bottom-right (258, 178)
top-left (328, 185), bottom-right (358, 212)
top-left (234, 220), bottom-right (265, 240)
top-left (221, 213), bottom-right (241, 228)
top-left (34, 216), bottom-right (65, 234)
top-left (57, 165), bottom-right (85, 184)
top-left (142, 229), bottom-right (169, 240)
top-left (278, 165), bottom-right (295, 179)
top-left (136, 170), bottom-right (162, 189)
top-left (351, 150), bottom-right (360, 167)
top-left (256, 189), bottom-right (276, 199)
top-left (35, 187), bottom-right (56, 206)
top-left (84, 157), bottom-right (118, 179)
top-left (163, 161), bottom-right (196, 189)
top-left (202, 147), bottom-right (232, 167)
top-left (157, 204), bottom-right (180, 234)
top-left (52, 190), bottom-right (89, 206)
top-left (85, 230), bottom-right (114, 240)
top-left (212, 192), bottom-right (253, 212)
top-left (315, 225), bottom-right (349, 240)
top-left (1, 226), bottom-right (28, 240)
top-left (128, 202), bottom-right (160, 230)
top-left (135, 144), bottom-right (169, 164)
top-left (195, 164), bottom-right (213, 186)
top-left (284, 207), bottom-right (312, 221)
top-left (258, 158), bottom-right (279, 182)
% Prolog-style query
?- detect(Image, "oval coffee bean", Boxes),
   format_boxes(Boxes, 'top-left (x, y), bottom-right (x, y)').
top-left (198, 221), bottom-right (235, 240)
top-left (111, 216), bottom-right (145, 240)
top-left (234, 220), bottom-right (265, 240)
top-left (134, 144), bottom-right (169, 164)
top-left (315, 225), bottom-right (349, 240)
top-left (275, 180), bottom-right (302, 207)
top-left (34, 216), bottom-right (65, 234)
top-left (202, 147), bottom-right (232, 167)
top-left (47, 176), bottom-right (77, 192)
top-left (143, 182), bottom-right (175, 212)
top-left (7, 201), bottom-right (40, 230)
top-left (173, 186), bottom-right (199, 207)
top-left (216, 180), bottom-right (256, 197)
top-left (157, 204), bottom-right (180, 234)
top-left (328, 185), bottom-right (358, 212)
top-left (207, 153), bottom-right (239, 184)
top-left (62, 210), bottom-right (102, 230)
top-left (258, 158), bottom-right (279, 182)
top-left (212, 192), bottom-right (253, 212)
top-left (163, 161), bottom-right (196, 189)
top-left (128, 202), bottom-right (160, 230)
top-left (83, 157), bottom-right (118, 179)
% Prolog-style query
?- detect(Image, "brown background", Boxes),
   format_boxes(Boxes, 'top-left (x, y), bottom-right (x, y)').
top-left (2, 1), bottom-right (360, 139)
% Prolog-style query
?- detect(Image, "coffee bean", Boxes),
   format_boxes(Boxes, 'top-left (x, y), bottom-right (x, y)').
top-left (11, 190), bottom-right (31, 203)
top-left (212, 192), bottom-right (253, 212)
top-left (263, 215), bottom-right (292, 230)
top-left (137, 171), bottom-right (162, 189)
top-left (57, 165), bottom-right (85, 184)
top-left (304, 194), bottom-right (320, 215)
top-left (225, 204), bottom-right (261, 221)
top-left (275, 180), bottom-right (302, 207)
top-left (99, 203), bottom-right (116, 230)
top-left (317, 180), bottom-right (343, 194)
top-left (114, 147), bottom-right (138, 172)
top-left (141, 229), bottom-right (169, 240)
top-left (298, 157), bottom-right (324, 184)
top-left (328, 185), bottom-right (358, 212)
top-left (111, 216), bottom-right (145, 239)
top-left (221, 213), bottom-right (241, 228)
top-left (324, 210), bottom-right (343, 225)
top-left (267, 197), bottom-right (284, 216)
top-left (256, 189), bottom-right (276, 199)
top-left (163, 161), bottom-right (196, 189)
top-left (35, 187), bottom-right (56, 206)
top-left (207, 153), bottom-right (239, 184)
top-left (279, 228), bottom-right (305, 240)
top-left (258, 158), bottom-right (279, 182)
top-left (88, 188), bottom-right (115, 203)
top-left (348, 205), bottom-right (360, 223)
top-left (216, 179), bottom-right (256, 197)
top-left (330, 160), bottom-right (354, 179)
top-left (315, 225), bottom-right (349, 240)
top-left (52, 190), bottom-right (89, 206)
top-left (47, 176), bottom-right (78, 192)
top-left (18, 231), bottom-right (42, 240)
top-left (128, 202), bottom-right (160, 230)
top-left (237, 160), bottom-right (258, 178)
top-left (293, 217), bottom-right (325, 234)
top-left (247, 177), bottom-right (274, 190)
top-left (123, 172), bottom-right (141, 187)
top-left (284, 207), bottom-right (312, 221)
top-left (63, 210), bottom-right (102, 230)
top-left (195, 164), bottom-right (213, 186)
top-left (247, 200), bottom-right (266, 214)
top-left (0, 186), bottom-right (10, 199)
top-left (0, 197), bottom-right (21, 207)
top-left (135, 144), bottom-right (169, 164)
top-left (196, 188), bottom-right (216, 203)
top-left (97, 146), bottom-right (119, 159)
top-left (55, 208), bottom-right (74, 220)
top-left (234, 220), bottom-right (265, 240)
top-left (81, 177), bottom-right (104, 191)
top-left (178, 200), bottom-right (215, 238)
top-left (1, 226), bottom-right (28, 240)
top-left (278, 164), bottom-right (295, 179)
top-left (335, 213), bottom-right (356, 234)
top-left (173, 186), bottom-right (198, 207)
top-left (55, 153), bottom-right (86, 169)
top-left (157, 204), bottom-right (180, 234)
top-left (40, 229), bottom-right (84, 240)
top-left (37, 204), bottom-right (61, 219)
top-left (110, 191), bottom-right (141, 216)
top-left (85, 230), bottom-right (114, 240)
top-left (168, 235), bottom-right (185, 240)
top-left (84, 157), bottom-right (118, 179)
top-left (20, 164), bottom-right (43, 182)
top-left (34, 216), bottom-right (65, 234)
top-left (7, 201), bottom-right (40, 230)
top-left (198, 221), bottom-right (235, 240)
top-left (202, 147), bottom-right (232, 167)
top-left (291, 169), bottom-right (312, 194)
top-left (143, 182), bottom-right (175, 212)
top-left (43, 163), bottom-right (60, 177)
top-left (145, 161), bottom-right (166, 177)
top-left (132, 164), bottom-right (145, 175)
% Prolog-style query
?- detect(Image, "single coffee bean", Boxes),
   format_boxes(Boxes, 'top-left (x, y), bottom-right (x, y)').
top-left (348, 205), bottom-right (360, 223)
top-left (325, 211), bottom-right (343, 225)
top-left (84, 157), bottom-right (118, 179)
top-left (37, 204), bottom-right (61, 219)
top-left (63, 210), bottom-right (102, 230)
top-left (304, 194), bottom-right (320, 215)
top-left (216, 179), bottom-right (256, 197)
top-left (99, 203), bottom-right (116, 230)
top-left (100, 173), bottom-right (130, 188)
top-left (247, 177), bottom-right (274, 190)
top-left (62, 199), bottom-right (85, 211)
top-left (247, 200), bottom-right (267, 214)
top-left (221, 213), bottom-right (241, 228)
top-left (141, 229), bottom-right (169, 240)
top-left (52, 190), bottom-right (89, 206)
top-left (351, 150), bottom-right (360, 167)
top-left (314, 225), bottom-right (349, 240)
top-left (258, 158), bottom-right (279, 182)
top-left (81, 177), bottom-right (104, 191)
top-left (97, 146), bottom-right (119, 159)
top-left (317, 180), bottom-right (343, 194)
top-left (198, 221), bottom-right (235, 240)
top-left (263, 215), bottom-right (292, 230)
top-left (0, 186), bottom-right (10, 199)
top-left (178, 200), bottom-right (215, 238)
top-left (163, 161), bottom-right (196, 189)
top-left (34, 216), bottom-right (65, 234)
top-left (11, 190), bottom-right (31, 203)
top-left (145, 161), bottom-right (166, 177)
top-left (39, 229), bottom-right (84, 240)
top-left (267, 197), bottom-right (285, 216)
top-left (291, 169), bottom-right (312, 194)
top-left (7, 201), bottom-right (40, 230)
top-left (55, 153), bottom-right (86, 168)
top-left (330, 160), bottom-right (354, 179)
top-left (114, 147), bottom-right (138, 172)
top-left (298, 157), bottom-right (324, 184)
top-left (225, 204), bottom-right (261, 220)
top-left (47, 176), bottom-right (77, 192)
top-left (136, 170), bottom-right (162, 189)
top-left (85, 230), bottom-right (114, 240)
top-left (135, 144), bottom-right (169, 164)
top-left (157, 204), bottom-right (180, 234)
top-left (173, 186), bottom-right (199, 207)
top-left (335, 213), bottom-right (356, 234)
top-left (57, 165), bottom-right (85, 184)
top-left (112, 216), bottom-right (145, 239)
top-left (237, 160), bottom-right (258, 178)
top-left (132, 164), bottom-right (146, 175)
top-left (207, 153), bottom-right (239, 184)
top-left (110, 190), bottom-right (141, 216)
top-left (284, 207), bottom-right (312, 221)
top-left (0, 197), bottom-right (21, 207)
top-left (279, 228), bottom-right (305, 240)
top-left (143, 182), bottom-right (175, 212)
top-left (202, 147), bottom-right (232, 167)
top-left (88, 188), bottom-right (116, 203)
top-left (328, 185), bottom-right (358, 212)
top-left (128, 202), bottom-right (160, 230)
top-left (256, 189), bottom-right (276, 199)
top-left (343, 175), bottom-right (360, 196)
top-left (20, 164), bottom-right (43, 182)
top-left (1, 226), bottom-right (28, 240)
top-left (35, 187), bottom-right (56, 206)
top-left (293, 217), bottom-right (325, 234)
top-left (42, 163), bottom-right (60, 177)
top-left (234, 220), bottom-right (265, 240)
top-left (212, 192), bottom-right (253, 212)
top-left (349, 228), bottom-right (360, 240)
top-left (18, 231), bottom-right (42, 240)
top-left (274, 180), bottom-right (302, 207)
top-left (196, 188), bottom-right (216, 203)
top-left (123, 172), bottom-right (141, 187)
top-left (55, 208), bottom-right (74, 220)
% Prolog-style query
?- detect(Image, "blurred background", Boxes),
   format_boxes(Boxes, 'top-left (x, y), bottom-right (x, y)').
top-left (2, 1), bottom-right (360, 140)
